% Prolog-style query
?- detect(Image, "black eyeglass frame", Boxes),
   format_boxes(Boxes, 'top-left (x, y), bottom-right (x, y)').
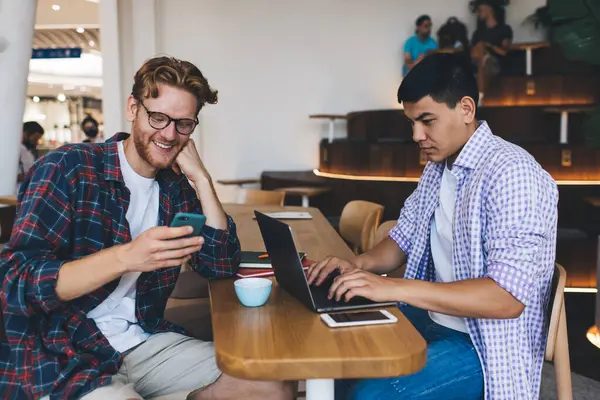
top-left (136, 98), bottom-right (199, 135)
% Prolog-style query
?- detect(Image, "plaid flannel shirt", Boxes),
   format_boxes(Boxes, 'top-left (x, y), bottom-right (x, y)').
top-left (389, 121), bottom-right (559, 399)
top-left (0, 133), bottom-right (240, 400)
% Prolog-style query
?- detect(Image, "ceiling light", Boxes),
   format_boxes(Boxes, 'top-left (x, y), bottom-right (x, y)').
top-left (88, 40), bottom-right (95, 47)
top-left (52, 4), bottom-right (60, 11)
top-left (33, 96), bottom-right (40, 103)
top-left (76, 27), bottom-right (85, 34)
top-left (57, 93), bottom-right (66, 102)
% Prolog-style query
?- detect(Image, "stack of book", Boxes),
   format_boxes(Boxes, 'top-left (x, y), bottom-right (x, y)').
top-left (236, 251), bottom-right (310, 278)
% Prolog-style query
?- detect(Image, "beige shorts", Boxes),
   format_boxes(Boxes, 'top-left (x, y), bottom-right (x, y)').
top-left (43, 332), bottom-right (221, 400)
top-left (482, 53), bottom-right (501, 76)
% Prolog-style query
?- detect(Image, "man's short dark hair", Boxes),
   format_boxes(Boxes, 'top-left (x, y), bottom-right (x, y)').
top-left (397, 52), bottom-right (479, 109)
top-left (469, 0), bottom-right (508, 25)
top-left (416, 14), bottom-right (431, 27)
top-left (23, 121), bottom-right (44, 136)
top-left (81, 115), bottom-right (99, 129)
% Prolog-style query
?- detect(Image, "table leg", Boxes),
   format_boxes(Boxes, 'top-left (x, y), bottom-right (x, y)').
top-left (306, 379), bottom-right (334, 400)
top-left (560, 111), bottom-right (569, 144)
top-left (301, 195), bottom-right (310, 208)
top-left (328, 119), bottom-right (335, 144)
top-left (526, 48), bottom-right (533, 76)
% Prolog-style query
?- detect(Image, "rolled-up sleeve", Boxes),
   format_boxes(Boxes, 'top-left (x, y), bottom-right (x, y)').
top-left (389, 184), bottom-right (421, 255)
top-left (1, 160), bottom-right (73, 315)
top-left (192, 214), bottom-right (241, 278)
top-left (484, 161), bottom-right (558, 306)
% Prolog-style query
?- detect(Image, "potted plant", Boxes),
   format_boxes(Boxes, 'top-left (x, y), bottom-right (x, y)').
top-left (523, 5), bottom-right (553, 40)
top-left (525, 0), bottom-right (600, 144)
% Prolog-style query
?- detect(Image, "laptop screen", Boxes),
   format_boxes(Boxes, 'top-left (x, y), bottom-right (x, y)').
top-left (254, 211), bottom-right (316, 310)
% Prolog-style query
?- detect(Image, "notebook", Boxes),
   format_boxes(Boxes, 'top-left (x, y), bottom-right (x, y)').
top-left (236, 257), bottom-right (314, 278)
top-left (240, 251), bottom-right (306, 269)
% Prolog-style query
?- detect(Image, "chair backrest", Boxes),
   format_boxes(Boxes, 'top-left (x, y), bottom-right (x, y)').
top-left (339, 200), bottom-right (384, 253)
top-left (234, 188), bottom-right (285, 206)
top-left (373, 220), bottom-right (398, 249)
top-left (545, 262), bottom-right (567, 361)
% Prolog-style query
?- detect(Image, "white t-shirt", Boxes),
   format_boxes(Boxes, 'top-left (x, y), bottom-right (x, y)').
top-left (429, 162), bottom-right (468, 333)
top-left (87, 140), bottom-right (160, 352)
top-left (17, 144), bottom-right (37, 193)
top-left (19, 144), bottom-right (36, 177)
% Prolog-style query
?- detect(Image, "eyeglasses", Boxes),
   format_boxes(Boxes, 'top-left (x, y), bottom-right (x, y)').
top-left (136, 99), bottom-right (198, 135)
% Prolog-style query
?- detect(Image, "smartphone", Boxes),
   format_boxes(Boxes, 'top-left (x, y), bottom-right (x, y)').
top-left (170, 213), bottom-right (206, 237)
top-left (320, 310), bottom-right (398, 328)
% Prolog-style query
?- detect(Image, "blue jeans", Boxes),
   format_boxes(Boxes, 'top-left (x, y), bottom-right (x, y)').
top-left (335, 306), bottom-right (484, 400)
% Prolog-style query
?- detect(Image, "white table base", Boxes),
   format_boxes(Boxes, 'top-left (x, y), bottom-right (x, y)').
top-left (560, 111), bottom-right (569, 144)
top-left (301, 195), bottom-right (310, 208)
top-left (327, 119), bottom-right (335, 144)
top-left (306, 378), bottom-right (334, 400)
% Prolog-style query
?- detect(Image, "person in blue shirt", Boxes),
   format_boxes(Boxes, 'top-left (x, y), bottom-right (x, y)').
top-left (403, 15), bottom-right (438, 76)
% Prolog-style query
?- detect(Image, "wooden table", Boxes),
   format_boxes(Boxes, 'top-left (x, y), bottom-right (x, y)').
top-left (544, 106), bottom-right (595, 144)
top-left (309, 114), bottom-right (348, 144)
top-left (511, 41), bottom-right (550, 76)
top-left (0, 195), bottom-right (17, 206)
top-left (273, 186), bottom-right (330, 207)
top-left (216, 178), bottom-right (261, 187)
top-left (214, 204), bottom-right (426, 399)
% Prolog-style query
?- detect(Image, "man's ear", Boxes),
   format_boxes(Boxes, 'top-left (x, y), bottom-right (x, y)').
top-left (460, 96), bottom-right (476, 124)
top-left (125, 95), bottom-right (138, 122)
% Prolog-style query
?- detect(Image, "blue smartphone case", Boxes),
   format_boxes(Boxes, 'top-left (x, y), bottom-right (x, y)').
top-left (170, 213), bottom-right (206, 237)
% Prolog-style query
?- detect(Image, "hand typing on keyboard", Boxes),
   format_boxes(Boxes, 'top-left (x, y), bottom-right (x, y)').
top-left (306, 256), bottom-right (360, 286)
top-left (327, 269), bottom-right (401, 303)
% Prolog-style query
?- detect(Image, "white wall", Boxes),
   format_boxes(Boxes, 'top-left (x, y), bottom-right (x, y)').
top-left (23, 98), bottom-right (71, 134)
top-left (106, 0), bottom-right (545, 199)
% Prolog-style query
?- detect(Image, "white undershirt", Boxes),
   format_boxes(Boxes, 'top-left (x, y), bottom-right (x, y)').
top-left (87, 141), bottom-right (160, 352)
top-left (19, 144), bottom-right (36, 175)
top-left (429, 162), bottom-right (468, 333)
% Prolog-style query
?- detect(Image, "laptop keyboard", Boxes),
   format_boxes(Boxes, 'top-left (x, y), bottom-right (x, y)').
top-left (308, 271), bottom-right (374, 309)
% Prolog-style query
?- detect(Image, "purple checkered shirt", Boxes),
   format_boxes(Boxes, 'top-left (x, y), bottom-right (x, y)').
top-left (389, 121), bottom-right (558, 400)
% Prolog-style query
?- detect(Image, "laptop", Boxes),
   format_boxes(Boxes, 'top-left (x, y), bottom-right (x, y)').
top-left (254, 210), bottom-right (397, 313)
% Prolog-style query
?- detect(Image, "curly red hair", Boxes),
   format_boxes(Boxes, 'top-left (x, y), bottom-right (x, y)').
top-left (131, 56), bottom-right (218, 113)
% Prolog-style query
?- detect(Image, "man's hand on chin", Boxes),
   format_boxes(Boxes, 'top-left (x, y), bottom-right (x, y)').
top-left (172, 139), bottom-right (211, 185)
top-left (172, 139), bottom-right (228, 230)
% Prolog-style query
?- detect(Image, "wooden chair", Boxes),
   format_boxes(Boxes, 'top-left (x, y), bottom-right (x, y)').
top-left (545, 263), bottom-right (572, 400)
top-left (372, 220), bottom-right (398, 249)
top-left (234, 188), bottom-right (285, 206)
top-left (338, 200), bottom-right (383, 254)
